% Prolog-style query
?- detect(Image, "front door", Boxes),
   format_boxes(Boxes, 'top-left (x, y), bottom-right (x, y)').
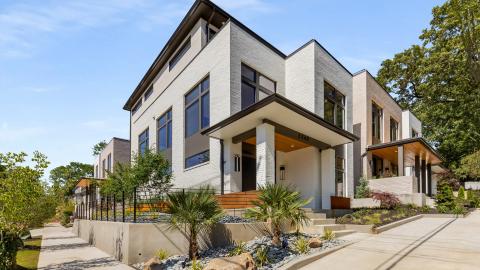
top-left (242, 142), bottom-right (256, 191)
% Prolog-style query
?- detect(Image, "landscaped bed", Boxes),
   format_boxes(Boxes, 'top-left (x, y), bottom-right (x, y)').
top-left (133, 233), bottom-right (346, 270)
top-left (16, 237), bottom-right (42, 270)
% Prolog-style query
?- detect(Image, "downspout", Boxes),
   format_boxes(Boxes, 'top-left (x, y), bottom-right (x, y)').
top-left (220, 139), bottom-right (225, 195)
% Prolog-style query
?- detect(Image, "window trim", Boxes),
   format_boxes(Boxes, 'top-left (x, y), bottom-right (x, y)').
top-left (323, 81), bottom-right (345, 129)
top-left (169, 36), bottom-right (191, 71)
top-left (138, 127), bottom-right (149, 155)
top-left (157, 107), bottom-right (173, 152)
top-left (241, 63), bottom-right (276, 110)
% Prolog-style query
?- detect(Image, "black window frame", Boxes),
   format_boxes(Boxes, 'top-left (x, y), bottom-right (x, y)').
top-left (372, 102), bottom-right (383, 144)
top-left (157, 108), bottom-right (172, 152)
top-left (169, 37), bottom-right (191, 71)
top-left (241, 63), bottom-right (276, 110)
top-left (390, 117), bottom-right (399, 142)
top-left (323, 81), bottom-right (345, 129)
top-left (138, 128), bottom-right (149, 155)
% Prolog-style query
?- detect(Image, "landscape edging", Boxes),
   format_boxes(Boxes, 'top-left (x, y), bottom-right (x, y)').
top-left (373, 214), bottom-right (423, 234)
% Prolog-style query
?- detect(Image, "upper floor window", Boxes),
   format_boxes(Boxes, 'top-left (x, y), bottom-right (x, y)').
top-left (169, 37), bottom-right (191, 71)
top-left (206, 24), bottom-right (218, 42)
top-left (324, 82), bottom-right (345, 128)
top-left (412, 129), bottom-right (419, 138)
top-left (241, 64), bottom-right (276, 110)
top-left (132, 99), bottom-right (142, 115)
top-left (144, 86), bottom-right (153, 100)
top-left (390, 118), bottom-right (399, 142)
top-left (185, 77), bottom-right (210, 138)
top-left (107, 153), bottom-right (112, 173)
top-left (102, 159), bottom-right (106, 178)
top-left (372, 102), bottom-right (383, 144)
top-left (138, 128), bottom-right (149, 155)
top-left (158, 109), bottom-right (172, 151)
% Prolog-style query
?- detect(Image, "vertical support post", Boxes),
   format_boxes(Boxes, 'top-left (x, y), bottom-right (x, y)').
top-left (397, 145), bottom-right (404, 176)
top-left (113, 195), bottom-right (116, 222)
top-left (427, 163), bottom-right (432, 196)
top-left (106, 196), bottom-right (109, 221)
top-left (421, 159), bottom-right (426, 194)
top-left (256, 123), bottom-right (275, 188)
top-left (321, 148), bottom-right (336, 209)
top-left (122, 191), bottom-right (125, 223)
top-left (133, 187), bottom-right (137, 223)
top-left (100, 197), bottom-right (103, 221)
top-left (415, 155), bottom-right (420, 193)
top-left (220, 139), bottom-right (225, 195)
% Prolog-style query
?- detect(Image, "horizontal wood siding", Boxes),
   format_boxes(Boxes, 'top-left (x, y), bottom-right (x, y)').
top-left (216, 191), bottom-right (260, 209)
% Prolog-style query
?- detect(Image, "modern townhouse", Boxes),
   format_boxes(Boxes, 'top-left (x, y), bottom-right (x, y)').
top-left (123, 0), bottom-right (358, 210)
top-left (352, 70), bottom-right (445, 198)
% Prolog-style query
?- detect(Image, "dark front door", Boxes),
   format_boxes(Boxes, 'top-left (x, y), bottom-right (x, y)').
top-left (242, 142), bottom-right (256, 191)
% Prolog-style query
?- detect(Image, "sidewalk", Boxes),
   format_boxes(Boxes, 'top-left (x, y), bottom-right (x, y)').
top-left (34, 223), bottom-right (133, 270)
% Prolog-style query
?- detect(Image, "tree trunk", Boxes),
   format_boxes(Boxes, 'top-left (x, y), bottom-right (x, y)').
top-left (272, 223), bottom-right (281, 246)
top-left (189, 229), bottom-right (198, 260)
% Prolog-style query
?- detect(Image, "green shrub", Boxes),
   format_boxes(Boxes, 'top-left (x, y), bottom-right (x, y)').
top-left (155, 249), bottom-right (170, 260)
top-left (293, 237), bottom-right (310, 254)
top-left (355, 177), bottom-right (371, 198)
top-left (322, 229), bottom-right (336, 241)
top-left (0, 231), bottom-right (22, 269)
top-left (457, 186), bottom-right (466, 200)
top-left (255, 246), bottom-right (270, 267)
top-left (191, 258), bottom-right (203, 270)
top-left (437, 205), bottom-right (449, 213)
top-left (436, 184), bottom-right (455, 210)
top-left (467, 190), bottom-right (473, 201)
top-left (228, 242), bottom-right (247, 257)
top-left (453, 204), bottom-right (465, 216)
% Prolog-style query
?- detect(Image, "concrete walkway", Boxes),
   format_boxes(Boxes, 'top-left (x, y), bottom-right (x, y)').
top-left (33, 223), bottom-right (133, 270)
top-left (302, 210), bottom-right (480, 270)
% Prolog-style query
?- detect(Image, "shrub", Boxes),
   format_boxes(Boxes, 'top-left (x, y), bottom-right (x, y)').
top-left (191, 258), bottom-right (203, 270)
top-left (371, 191), bottom-right (400, 209)
top-left (437, 205), bottom-right (449, 213)
top-left (457, 186), bottom-right (466, 200)
top-left (453, 204), bottom-right (465, 216)
top-left (0, 231), bottom-right (22, 269)
top-left (293, 238), bottom-right (310, 254)
top-left (322, 229), bottom-right (336, 241)
top-left (155, 249), bottom-right (170, 260)
top-left (436, 184), bottom-right (455, 210)
top-left (355, 177), bottom-right (371, 198)
top-left (228, 242), bottom-right (247, 257)
top-left (467, 190), bottom-right (473, 201)
top-left (255, 246), bottom-right (270, 267)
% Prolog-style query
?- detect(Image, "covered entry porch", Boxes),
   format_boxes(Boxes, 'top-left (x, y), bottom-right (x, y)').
top-left (202, 94), bottom-right (357, 209)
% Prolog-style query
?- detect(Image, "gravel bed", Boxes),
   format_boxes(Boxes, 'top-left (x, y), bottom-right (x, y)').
top-left (132, 233), bottom-right (346, 270)
top-left (218, 215), bottom-right (254, 223)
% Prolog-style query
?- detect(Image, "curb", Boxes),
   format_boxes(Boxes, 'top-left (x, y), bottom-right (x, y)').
top-left (373, 214), bottom-right (423, 234)
top-left (279, 240), bottom-right (357, 270)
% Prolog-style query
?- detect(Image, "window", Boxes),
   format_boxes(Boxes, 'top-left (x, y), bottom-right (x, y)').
top-left (206, 24), bottom-right (218, 42)
top-left (185, 150), bottom-right (210, 169)
top-left (132, 99), bottom-right (142, 115)
top-left (372, 102), bottom-right (383, 144)
top-left (169, 37), bottom-right (191, 71)
top-left (138, 128), bottom-right (149, 155)
top-left (102, 159), bottom-right (106, 178)
top-left (412, 129), bottom-right (419, 138)
top-left (241, 64), bottom-right (276, 109)
top-left (107, 154), bottom-right (112, 173)
top-left (390, 118), bottom-right (399, 142)
top-left (144, 86), bottom-right (153, 100)
top-left (95, 165), bottom-right (99, 178)
top-left (335, 157), bottom-right (345, 196)
top-left (157, 109), bottom-right (172, 151)
top-left (184, 76), bottom-right (210, 169)
top-left (324, 82), bottom-right (345, 128)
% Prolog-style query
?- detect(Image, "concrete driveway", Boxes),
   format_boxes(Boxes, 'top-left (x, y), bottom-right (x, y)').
top-left (302, 210), bottom-right (480, 270)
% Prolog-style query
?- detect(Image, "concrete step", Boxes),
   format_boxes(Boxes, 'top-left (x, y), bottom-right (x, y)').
top-left (331, 229), bottom-right (356, 238)
top-left (306, 212), bottom-right (327, 219)
top-left (317, 224), bottom-right (346, 232)
top-left (311, 218), bottom-right (336, 225)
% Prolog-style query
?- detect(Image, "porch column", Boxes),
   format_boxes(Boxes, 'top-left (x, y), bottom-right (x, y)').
top-left (321, 148), bottom-right (335, 209)
top-left (415, 155), bottom-right (420, 193)
top-left (421, 159), bottom-right (426, 194)
top-left (427, 163), bottom-right (432, 196)
top-left (397, 145), bottom-right (404, 176)
top-left (256, 123), bottom-right (275, 187)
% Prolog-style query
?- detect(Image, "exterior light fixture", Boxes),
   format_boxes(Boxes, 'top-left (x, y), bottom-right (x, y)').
top-left (280, 165), bottom-right (286, 180)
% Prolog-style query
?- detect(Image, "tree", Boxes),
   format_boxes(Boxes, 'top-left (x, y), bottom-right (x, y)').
top-left (92, 140), bottom-right (107, 156)
top-left (245, 183), bottom-right (311, 246)
top-left (456, 150), bottom-right (480, 180)
top-left (377, 0), bottom-right (480, 167)
top-left (355, 177), bottom-right (371, 198)
top-left (167, 187), bottom-right (224, 260)
top-left (50, 162), bottom-right (93, 199)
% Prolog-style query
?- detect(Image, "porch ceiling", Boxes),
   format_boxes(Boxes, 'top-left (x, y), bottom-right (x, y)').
top-left (367, 138), bottom-right (443, 166)
top-left (202, 94), bottom-right (358, 148)
top-left (244, 133), bottom-right (311, 152)
top-left (75, 177), bottom-right (103, 188)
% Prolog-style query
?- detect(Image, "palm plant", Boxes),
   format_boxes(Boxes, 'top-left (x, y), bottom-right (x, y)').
top-left (166, 186), bottom-right (224, 260)
top-left (245, 183), bottom-right (311, 246)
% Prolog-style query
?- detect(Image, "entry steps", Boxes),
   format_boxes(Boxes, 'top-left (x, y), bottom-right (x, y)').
top-left (304, 210), bottom-right (356, 237)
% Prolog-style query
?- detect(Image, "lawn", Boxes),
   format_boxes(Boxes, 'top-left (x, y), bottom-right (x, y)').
top-left (16, 237), bottom-right (42, 270)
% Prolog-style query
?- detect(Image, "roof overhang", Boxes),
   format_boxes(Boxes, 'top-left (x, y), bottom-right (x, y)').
top-left (75, 177), bottom-right (104, 188)
top-left (202, 94), bottom-right (358, 148)
top-left (367, 137), bottom-right (444, 167)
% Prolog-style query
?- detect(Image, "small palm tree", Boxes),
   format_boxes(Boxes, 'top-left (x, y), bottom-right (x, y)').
top-left (245, 183), bottom-right (311, 246)
top-left (167, 186), bottom-right (224, 260)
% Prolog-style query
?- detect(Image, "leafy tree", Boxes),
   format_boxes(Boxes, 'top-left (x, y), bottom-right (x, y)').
top-left (92, 140), bottom-right (107, 156)
top-left (50, 162), bottom-right (93, 199)
top-left (167, 187), bottom-right (224, 260)
top-left (245, 183), bottom-right (311, 246)
top-left (377, 0), bottom-right (480, 167)
top-left (456, 150), bottom-right (480, 180)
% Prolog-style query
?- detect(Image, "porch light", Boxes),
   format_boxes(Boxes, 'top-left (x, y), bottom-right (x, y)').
top-left (280, 165), bottom-right (286, 180)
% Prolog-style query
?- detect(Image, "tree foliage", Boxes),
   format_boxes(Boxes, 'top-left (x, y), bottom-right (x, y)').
top-left (456, 149), bottom-right (480, 180)
top-left (377, 0), bottom-right (480, 167)
top-left (92, 140), bottom-right (107, 156)
top-left (50, 162), bottom-right (93, 199)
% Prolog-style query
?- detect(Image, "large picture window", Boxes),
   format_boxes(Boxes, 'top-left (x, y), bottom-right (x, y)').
top-left (324, 82), bottom-right (345, 129)
top-left (184, 76), bottom-right (210, 169)
top-left (138, 128), bottom-right (149, 155)
top-left (390, 117), bottom-right (399, 142)
top-left (241, 64), bottom-right (276, 110)
top-left (372, 102), bottom-right (383, 144)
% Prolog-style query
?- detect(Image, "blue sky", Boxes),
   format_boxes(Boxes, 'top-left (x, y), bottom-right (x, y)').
top-left (0, 0), bottom-right (442, 179)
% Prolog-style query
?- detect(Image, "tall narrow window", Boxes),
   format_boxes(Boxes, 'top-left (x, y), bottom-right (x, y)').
top-left (324, 82), bottom-right (345, 129)
top-left (184, 76), bottom-right (210, 169)
top-left (390, 118), bottom-right (399, 142)
top-left (102, 159), bottom-right (106, 178)
top-left (169, 37), bottom-right (191, 71)
top-left (158, 109), bottom-right (172, 151)
top-left (95, 165), bottom-right (99, 178)
top-left (335, 157), bottom-right (345, 196)
top-left (241, 64), bottom-right (276, 110)
top-left (372, 102), bottom-right (383, 144)
top-left (132, 99), bottom-right (142, 115)
top-left (107, 154), bottom-right (112, 173)
top-left (144, 85), bottom-right (153, 100)
top-left (138, 128), bottom-right (149, 155)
